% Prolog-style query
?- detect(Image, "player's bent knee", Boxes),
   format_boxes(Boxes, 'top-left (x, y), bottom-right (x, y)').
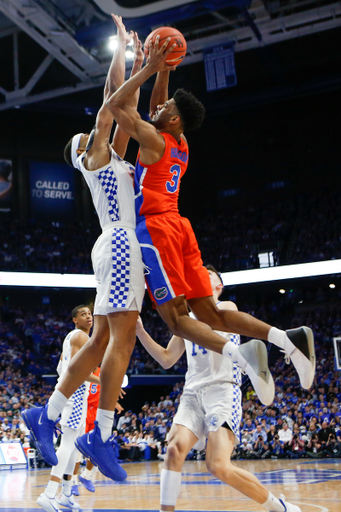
top-left (166, 441), bottom-right (186, 464)
top-left (206, 459), bottom-right (230, 479)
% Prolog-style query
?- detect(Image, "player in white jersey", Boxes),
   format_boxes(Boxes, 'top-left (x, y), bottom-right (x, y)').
top-left (37, 305), bottom-right (100, 512)
top-left (136, 266), bottom-right (301, 512)
top-left (23, 16), bottom-right (145, 483)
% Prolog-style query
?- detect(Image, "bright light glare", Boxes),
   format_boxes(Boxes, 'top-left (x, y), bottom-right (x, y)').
top-left (279, 289), bottom-right (286, 294)
top-left (1, 259), bottom-right (340, 288)
top-left (108, 36), bottom-right (134, 52)
top-left (329, 283), bottom-right (336, 288)
top-left (125, 50), bottom-right (134, 59)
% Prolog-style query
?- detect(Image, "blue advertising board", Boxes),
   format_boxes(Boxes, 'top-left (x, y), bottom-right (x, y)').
top-left (29, 161), bottom-right (74, 219)
top-left (204, 43), bottom-right (237, 91)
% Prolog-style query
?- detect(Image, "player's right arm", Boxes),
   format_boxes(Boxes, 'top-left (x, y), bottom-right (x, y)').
top-left (149, 70), bottom-right (170, 118)
top-left (136, 317), bottom-right (185, 369)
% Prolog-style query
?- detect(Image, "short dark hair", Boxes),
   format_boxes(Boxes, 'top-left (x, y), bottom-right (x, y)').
top-left (173, 88), bottom-right (205, 132)
top-left (205, 264), bottom-right (223, 285)
top-left (72, 304), bottom-right (87, 319)
top-left (64, 137), bottom-right (73, 167)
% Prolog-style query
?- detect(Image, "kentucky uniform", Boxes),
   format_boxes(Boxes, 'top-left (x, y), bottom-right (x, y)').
top-left (50, 329), bottom-right (90, 479)
top-left (77, 148), bottom-right (145, 315)
top-left (173, 310), bottom-right (242, 445)
top-left (134, 132), bottom-right (211, 305)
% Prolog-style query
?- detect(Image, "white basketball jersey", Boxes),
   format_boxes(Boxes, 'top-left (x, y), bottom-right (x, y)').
top-left (183, 309), bottom-right (241, 392)
top-left (76, 148), bottom-right (136, 229)
top-left (59, 329), bottom-right (90, 429)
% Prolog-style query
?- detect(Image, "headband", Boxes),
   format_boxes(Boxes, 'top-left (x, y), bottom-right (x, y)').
top-left (71, 133), bottom-right (83, 168)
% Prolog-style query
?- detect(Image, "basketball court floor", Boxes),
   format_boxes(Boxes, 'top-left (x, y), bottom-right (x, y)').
top-left (0, 458), bottom-right (340, 512)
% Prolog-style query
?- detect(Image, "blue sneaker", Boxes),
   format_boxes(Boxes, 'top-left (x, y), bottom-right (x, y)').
top-left (75, 422), bottom-right (127, 482)
top-left (22, 405), bottom-right (59, 466)
top-left (79, 475), bottom-right (95, 492)
top-left (71, 485), bottom-right (79, 496)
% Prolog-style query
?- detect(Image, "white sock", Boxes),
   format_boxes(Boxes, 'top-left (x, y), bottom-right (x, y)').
top-left (45, 480), bottom-right (59, 499)
top-left (96, 408), bottom-right (114, 443)
top-left (47, 390), bottom-right (68, 421)
top-left (62, 479), bottom-right (72, 497)
top-left (222, 341), bottom-right (238, 363)
top-left (160, 468), bottom-right (181, 507)
top-left (72, 474), bottom-right (78, 485)
top-left (267, 327), bottom-right (287, 349)
top-left (82, 468), bottom-right (92, 479)
top-left (262, 492), bottom-right (285, 512)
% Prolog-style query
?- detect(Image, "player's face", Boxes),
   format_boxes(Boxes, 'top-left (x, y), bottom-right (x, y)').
top-left (74, 307), bottom-right (93, 330)
top-left (150, 98), bottom-right (177, 128)
top-left (208, 270), bottom-right (222, 294)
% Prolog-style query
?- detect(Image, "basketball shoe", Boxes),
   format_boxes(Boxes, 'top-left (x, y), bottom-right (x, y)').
top-left (37, 493), bottom-right (60, 512)
top-left (71, 485), bottom-right (79, 496)
top-left (56, 492), bottom-right (80, 509)
top-left (279, 494), bottom-right (301, 512)
top-left (283, 327), bottom-right (315, 389)
top-left (79, 474), bottom-right (95, 492)
top-left (75, 422), bottom-right (127, 482)
top-left (22, 405), bottom-right (58, 466)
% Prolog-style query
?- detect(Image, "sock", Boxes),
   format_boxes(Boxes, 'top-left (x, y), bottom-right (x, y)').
top-left (262, 492), bottom-right (285, 512)
top-left (267, 327), bottom-right (287, 349)
top-left (72, 474), bottom-right (78, 485)
top-left (45, 480), bottom-right (59, 499)
top-left (160, 468), bottom-right (181, 507)
top-left (96, 409), bottom-right (114, 443)
top-left (62, 479), bottom-right (72, 497)
top-left (47, 390), bottom-right (68, 421)
top-left (82, 468), bottom-right (92, 479)
top-left (222, 341), bottom-right (238, 363)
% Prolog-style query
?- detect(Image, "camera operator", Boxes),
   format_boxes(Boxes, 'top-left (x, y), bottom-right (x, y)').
top-left (324, 432), bottom-right (341, 458)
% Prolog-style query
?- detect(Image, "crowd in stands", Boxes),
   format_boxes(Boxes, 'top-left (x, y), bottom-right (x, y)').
top-left (1, 293), bottom-right (341, 464)
top-left (1, 191), bottom-right (340, 274)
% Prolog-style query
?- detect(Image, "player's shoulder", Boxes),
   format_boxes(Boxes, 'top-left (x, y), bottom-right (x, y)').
top-left (110, 147), bottom-right (135, 175)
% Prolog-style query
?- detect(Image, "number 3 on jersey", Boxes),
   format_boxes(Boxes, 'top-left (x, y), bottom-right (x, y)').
top-left (166, 164), bottom-right (181, 193)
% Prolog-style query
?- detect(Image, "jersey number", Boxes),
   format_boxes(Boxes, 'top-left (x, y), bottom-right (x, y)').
top-left (166, 164), bottom-right (181, 193)
top-left (90, 384), bottom-right (98, 394)
top-left (191, 343), bottom-right (208, 356)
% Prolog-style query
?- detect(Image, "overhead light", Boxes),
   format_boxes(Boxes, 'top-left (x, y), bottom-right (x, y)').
top-left (279, 289), bottom-right (286, 294)
top-left (329, 283), bottom-right (336, 289)
top-left (125, 50), bottom-right (134, 59)
top-left (108, 36), bottom-right (134, 52)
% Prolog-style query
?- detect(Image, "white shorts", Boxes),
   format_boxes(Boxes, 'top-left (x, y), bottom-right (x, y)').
top-left (173, 382), bottom-right (242, 445)
top-left (91, 226), bottom-right (145, 315)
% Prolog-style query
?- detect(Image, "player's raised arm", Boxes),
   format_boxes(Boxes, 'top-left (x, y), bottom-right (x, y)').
top-left (106, 35), bottom-right (176, 153)
top-left (111, 31), bottom-right (144, 158)
top-left (149, 70), bottom-right (170, 119)
top-left (136, 317), bottom-right (185, 369)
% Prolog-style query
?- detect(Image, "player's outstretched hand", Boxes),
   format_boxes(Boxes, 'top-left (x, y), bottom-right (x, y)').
top-left (133, 32), bottom-right (144, 67)
top-left (111, 13), bottom-right (133, 46)
top-left (115, 401), bottom-right (124, 414)
top-left (147, 35), bottom-right (177, 73)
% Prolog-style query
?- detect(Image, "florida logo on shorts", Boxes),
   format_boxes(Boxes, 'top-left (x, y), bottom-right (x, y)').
top-left (154, 287), bottom-right (168, 300)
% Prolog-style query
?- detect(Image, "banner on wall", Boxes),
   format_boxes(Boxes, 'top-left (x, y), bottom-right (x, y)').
top-left (0, 159), bottom-right (12, 213)
top-left (204, 43), bottom-right (237, 91)
top-left (0, 442), bottom-right (27, 465)
top-left (29, 161), bottom-right (74, 219)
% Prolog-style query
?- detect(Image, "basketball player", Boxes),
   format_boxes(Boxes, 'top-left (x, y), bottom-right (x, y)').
top-left (136, 266), bottom-right (301, 512)
top-left (23, 16), bottom-right (145, 483)
top-left (37, 305), bottom-right (100, 512)
top-left (106, 34), bottom-right (315, 399)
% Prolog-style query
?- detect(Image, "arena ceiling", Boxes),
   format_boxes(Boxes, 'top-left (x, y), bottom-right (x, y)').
top-left (0, 0), bottom-right (341, 113)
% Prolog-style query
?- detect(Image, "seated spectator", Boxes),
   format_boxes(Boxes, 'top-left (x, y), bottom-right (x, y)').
top-left (324, 432), bottom-right (341, 458)
top-left (306, 434), bottom-right (323, 458)
top-left (278, 422), bottom-right (293, 452)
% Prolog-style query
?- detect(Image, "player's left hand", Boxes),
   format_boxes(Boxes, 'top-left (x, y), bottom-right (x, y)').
top-left (119, 388), bottom-right (126, 400)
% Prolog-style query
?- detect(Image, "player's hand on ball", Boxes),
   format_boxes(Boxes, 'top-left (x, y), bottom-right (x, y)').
top-left (147, 36), bottom-right (177, 72)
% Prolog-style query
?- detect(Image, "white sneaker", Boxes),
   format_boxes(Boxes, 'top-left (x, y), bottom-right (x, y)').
top-left (279, 494), bottom-right (301, 512)
top-left (37, 493), bottom-right (61, 512)
top-left (237, 339), bottom-right (275, 406)
top-left (284, 327), bottom-right (315, 389)
top-left (56, 492), bottom-right (80, 509)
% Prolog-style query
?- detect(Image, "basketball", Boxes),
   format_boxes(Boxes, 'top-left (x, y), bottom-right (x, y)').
top-left (144, 27), bottom-right (187, 66)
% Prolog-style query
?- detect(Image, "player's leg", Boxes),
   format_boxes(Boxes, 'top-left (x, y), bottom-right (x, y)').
top-left (37, 427), bottom-right (80, 512)
top-left (206, 427), bottom-right (301, 512)
top-left (160, 423), bottom-right (198, 512)
top-left (75, 309), bottom-right (139, 482)
top-left (157, 297), bottom-right (274, 405)
top-left (71, 457), bottom-right (81, 496)
top-left (22, 316), bottom-right (109, 466)
top-left (56, 429), bottom-right (83, 510)
top-left (79, 459), bottom-right (96, 493)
